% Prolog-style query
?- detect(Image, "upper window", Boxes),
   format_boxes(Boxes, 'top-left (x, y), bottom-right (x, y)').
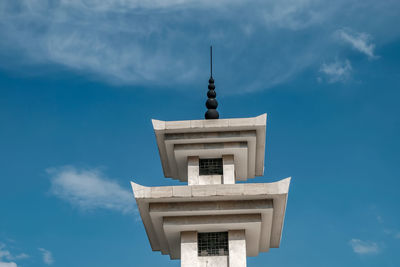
top-left (198, 232), bottom-right (229, 256)
top-left (199, 158), bottom-right (223, 175)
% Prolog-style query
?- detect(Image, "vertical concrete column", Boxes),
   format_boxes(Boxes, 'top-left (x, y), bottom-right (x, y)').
top-left (228, 230), bottom-right (246, 267)
top-left (181, 231), bottom-right (198, 267)
top-left (187, 156), bottom-right (199, 185)
top-left (222, 155), bottom-right (235, 184)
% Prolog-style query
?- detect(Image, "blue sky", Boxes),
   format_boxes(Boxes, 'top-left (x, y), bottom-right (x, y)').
top-left (1, 0), bottom-right (400, 266)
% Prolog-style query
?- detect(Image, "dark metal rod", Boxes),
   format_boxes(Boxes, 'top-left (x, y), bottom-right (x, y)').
top-left (210, 46), bottom-right (212, 77)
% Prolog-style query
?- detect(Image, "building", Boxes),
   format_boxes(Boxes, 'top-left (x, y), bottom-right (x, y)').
top-left (131, 48), bottom-right (291, 267)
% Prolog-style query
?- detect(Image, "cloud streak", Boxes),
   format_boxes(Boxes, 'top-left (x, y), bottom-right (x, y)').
top-left (384, 229), bottom-right (400, 239)
top-left (0, 0), bottom-right (398, 91)
top-left (0, 245), bottom-right (16, 267)
top-left (0, 243), bottom-right (28, 267)
top-left (38, 248), bottom-right (54, 265)
top-left (48, 166), bottom-right (136, 215)
top-left (349, 239), bottom-right (380, 255)
top-left (319, 59), bottom-right (352, 83)
top-left (337, 29), bottom-right (377, 59)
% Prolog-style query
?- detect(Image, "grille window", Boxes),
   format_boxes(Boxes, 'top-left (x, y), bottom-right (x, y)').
top-left (199, 158), bottom-right (223, 175)
top-left (198, 232), bottom-right (228, 256)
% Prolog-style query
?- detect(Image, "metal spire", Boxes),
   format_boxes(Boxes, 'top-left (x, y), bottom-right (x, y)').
top-left (210, 45), bottom-right (213, 78)
top-left (205, 46), bottom-right (219, 120)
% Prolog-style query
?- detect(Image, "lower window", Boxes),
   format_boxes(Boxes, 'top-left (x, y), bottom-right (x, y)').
top-left (198, 232), bottom-right (229, 256)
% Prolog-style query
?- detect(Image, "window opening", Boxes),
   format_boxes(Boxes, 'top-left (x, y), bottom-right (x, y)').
top-left (198, 232), bottom-right (228, 256)
top-left (199, 158), bottom-right (223, 175)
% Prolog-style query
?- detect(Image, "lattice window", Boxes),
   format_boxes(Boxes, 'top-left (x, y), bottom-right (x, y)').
top-left (198, 232), bottom-right (229, 256)
top-left (199, 158), bottom-right (223, 175)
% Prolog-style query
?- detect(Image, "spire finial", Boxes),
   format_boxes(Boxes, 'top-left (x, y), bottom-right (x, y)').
top-left (210, 45), bottom-right (213, 78)
top-left (205, 46), bottom-right (219, 120)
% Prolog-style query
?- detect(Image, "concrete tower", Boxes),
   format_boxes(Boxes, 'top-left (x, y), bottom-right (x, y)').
top-left (131, 48), bottom-right (291, 267)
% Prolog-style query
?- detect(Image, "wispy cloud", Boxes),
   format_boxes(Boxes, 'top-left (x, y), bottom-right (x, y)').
top-left (337, 29), bottom-right (377, 59)
top-left (0, 0), bottom-right (398, 91)
top-left (47, 166), bottom-right (136, 215)
top-left (0, 245), bottom-right (28, 261)
top-left (319, 59), bottom-right (352, 83)
top-left (349, 239), bottom-right (380, 255)
top-left (384, 229), bottom-right (400, 239)
top-left (0, 245), bottom-right (16, 267)
top-left (0, 243), bottom-right (28, 267)
top-left (7, 255), bottom-right (27, 261)
top-left (0, 245), bottom-right (12, 261)
top-left (38, 248), bottom-right (54, 265)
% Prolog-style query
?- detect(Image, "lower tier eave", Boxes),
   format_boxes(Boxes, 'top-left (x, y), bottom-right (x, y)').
top-left (130, 177), bottom-right (291, 259)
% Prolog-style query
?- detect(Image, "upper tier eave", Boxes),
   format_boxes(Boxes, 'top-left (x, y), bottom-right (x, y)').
top-left (152, 114), bottom-right (267, 181)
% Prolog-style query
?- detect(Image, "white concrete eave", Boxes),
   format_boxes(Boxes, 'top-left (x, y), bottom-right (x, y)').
top-left (152, 114), bottom-right (267, 182)
top-left (131, 177), bottom-right (290, 259)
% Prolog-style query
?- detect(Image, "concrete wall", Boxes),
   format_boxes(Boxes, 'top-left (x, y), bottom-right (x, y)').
top-left (228, 230), bottom-right (246, 267)
top-left (198, 175), bottom-right (222, 185)
top-left (187, 155), bottom-right (235, 185)
top-left (181, 231), bottom-right (198, 267)
top-left (223, 155), bottom-right (235, 184)
top-left (188, 157), bottom-right (200, 185)
top-left (181, 230), bottom-right (246, 267)
top-left (198, 256), bottom-right (228, 267)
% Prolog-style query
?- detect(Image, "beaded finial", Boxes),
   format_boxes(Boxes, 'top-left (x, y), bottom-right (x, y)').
top-left (205, 46), bottom-right (219, 120)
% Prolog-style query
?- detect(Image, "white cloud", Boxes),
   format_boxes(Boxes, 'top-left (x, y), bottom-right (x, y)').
top-left (260, 0), bottom-right (328, 30)
top-left (47, 166), bottom-right (136, 214)
top-left (57, 0), bottom-right (232, 10)
top-left (38, 248), bottom-right (54, 265)
top-left (319, 59), bottom-right (352, 83)
top-left (0, 245), bottom-right (11, 261)
top-left (0, 243), bottom-right (28, 267)
top-left (337, 29), bottom-right (377, 59)
top-left (0, 262), bottom-right (17, 267)
top-left (349, 239), bottom-right (380, 255)
top-left (0, 244), bottom-right (28, 262)
top-left (9, 255), bottom-right (27, 261)
top-left (0, 0), bottom-right (398, 92)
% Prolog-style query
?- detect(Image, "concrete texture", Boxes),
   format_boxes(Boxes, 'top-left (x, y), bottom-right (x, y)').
top-left (134, 113), bottom-right (291, 266)
top-left (188, 156), bottom-right (200, 185)
top-left (181, 231), bottom-right (197, 267)
top-left (131, 178), bottom-right (290, 259)
top-left (175, 143), bottom-right (248, 181)
top-left (152, 114), bottom-right (267, 182)
top-left (181, 231), bottom-right (229, 267)
top-left (198, 256), bottom-right (228, 267)
top-left (223, 155), bottom-right (235, 184)
top-left (229, 230), bottom-right (247, 267)
top-left (188, 155), bottom-right (236, 185)
top-left (163, 214), bottom-right (262, 259)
